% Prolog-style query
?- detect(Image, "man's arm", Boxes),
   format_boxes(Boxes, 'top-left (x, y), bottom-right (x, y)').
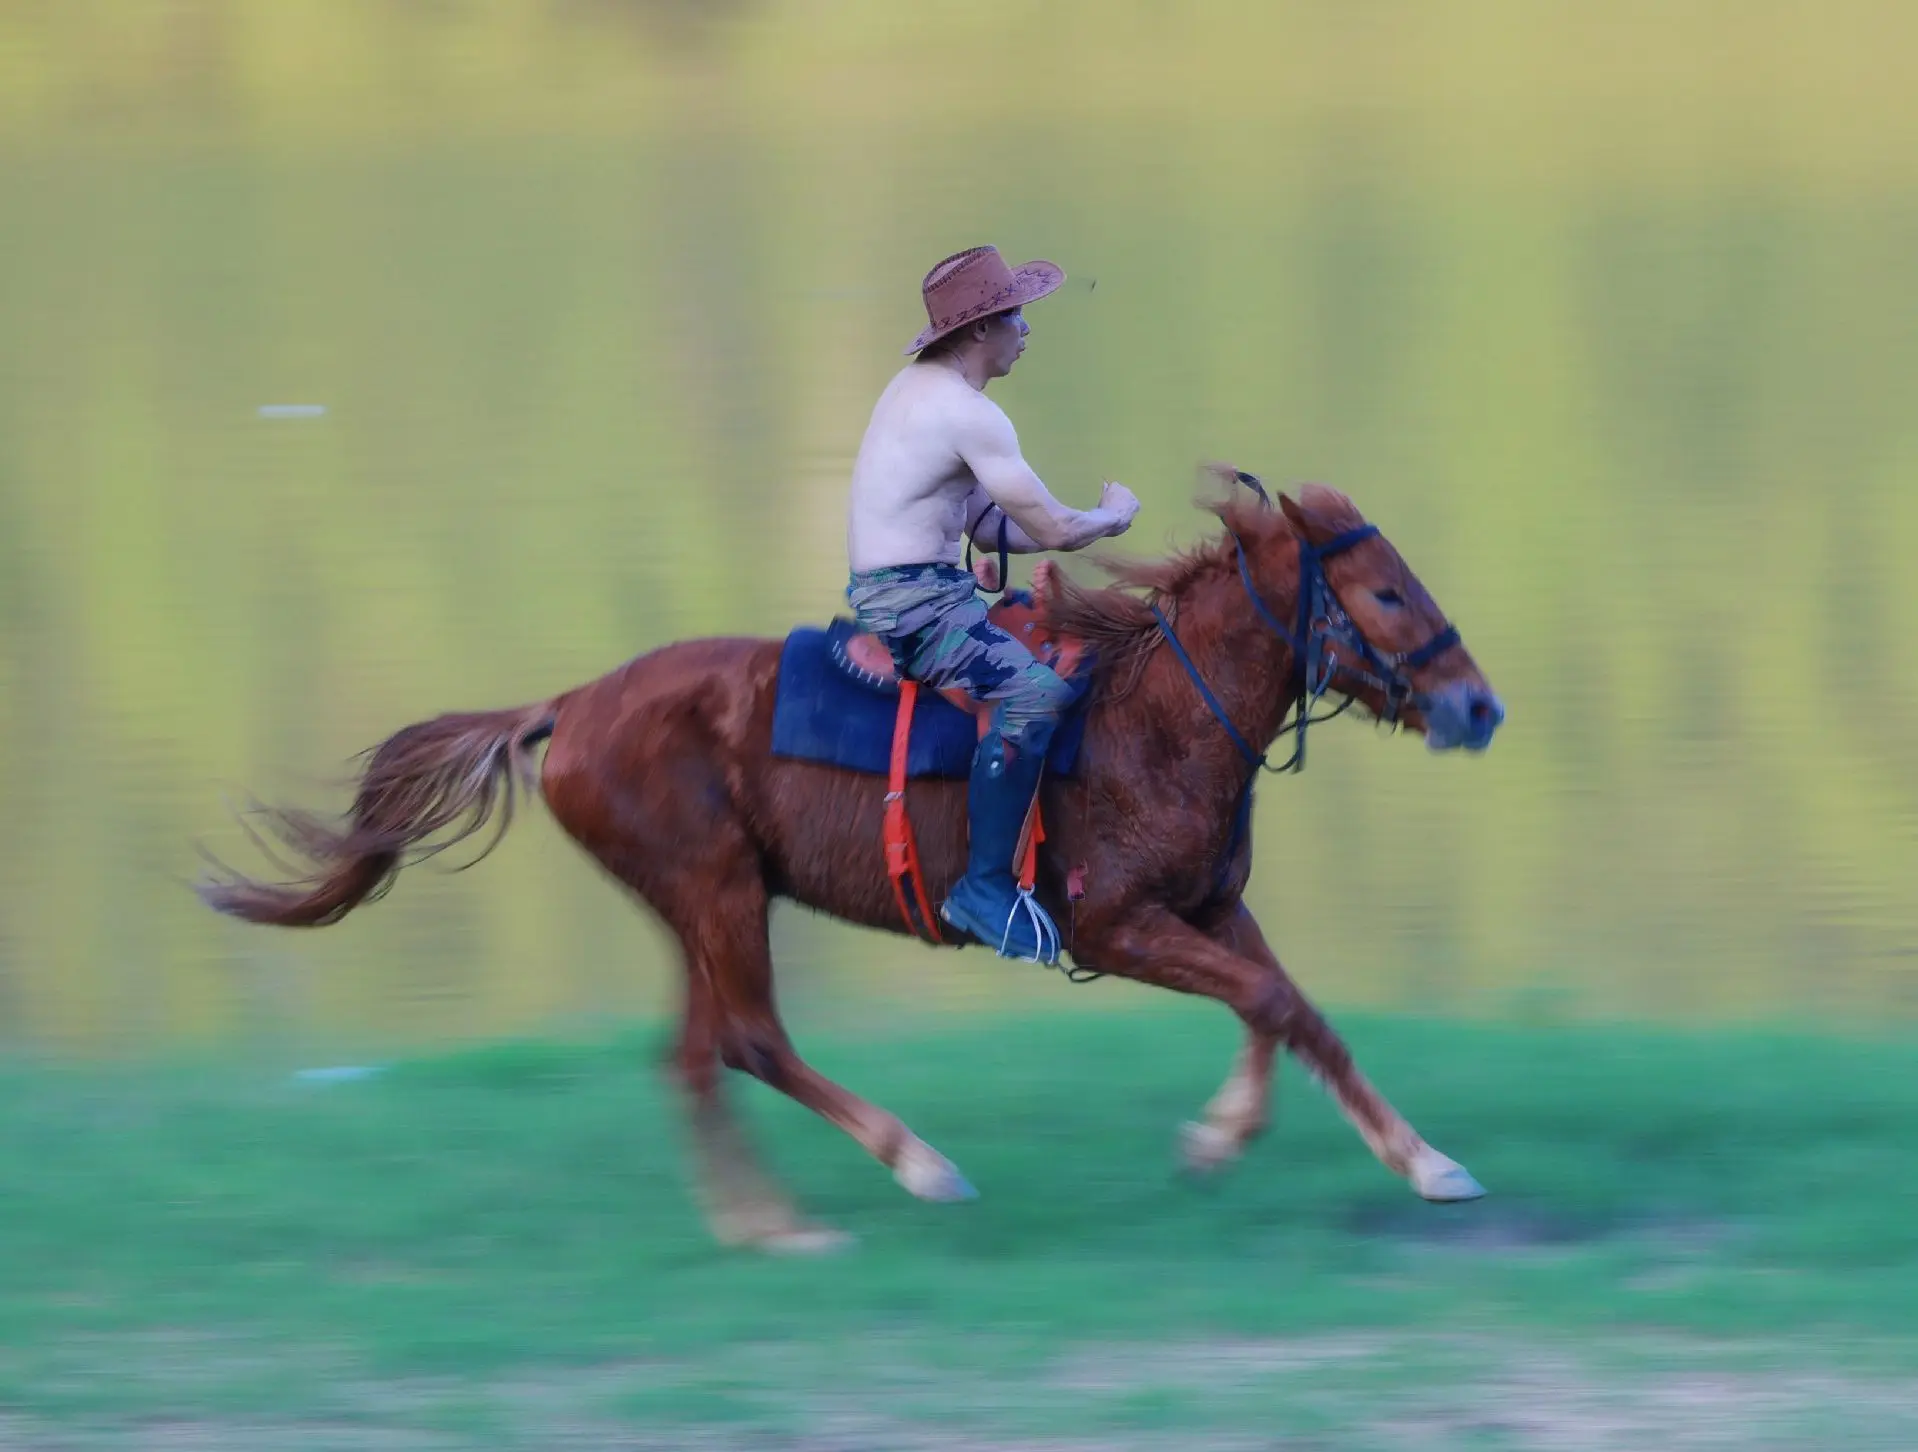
top-left (964, 488), bottom-right (1044, 555)
top-left (953, 399), bottom-right (1138, 553)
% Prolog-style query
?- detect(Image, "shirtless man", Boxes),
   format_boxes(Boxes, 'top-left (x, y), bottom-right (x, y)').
top-left (845, 245), bottom-right (1141, 963)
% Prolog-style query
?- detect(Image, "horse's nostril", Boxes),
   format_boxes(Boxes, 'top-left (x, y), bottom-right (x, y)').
top-left (1463, 692), bottom-right (1505, 736)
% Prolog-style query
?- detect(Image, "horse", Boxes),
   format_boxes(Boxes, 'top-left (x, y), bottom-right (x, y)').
top-left (197, 472), bottom-right (1505, 1252)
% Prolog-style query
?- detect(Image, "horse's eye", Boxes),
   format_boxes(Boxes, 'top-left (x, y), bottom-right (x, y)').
top-left (1373, 589), bottom-right (1404, 609)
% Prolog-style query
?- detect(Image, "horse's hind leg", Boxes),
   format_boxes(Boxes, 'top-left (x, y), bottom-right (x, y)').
top-left (667, 943), bottom-right (847, 1254)
top-left (701, 893), bottom-right (979, 1207)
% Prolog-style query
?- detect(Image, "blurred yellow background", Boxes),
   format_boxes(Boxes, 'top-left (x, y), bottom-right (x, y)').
top-left (2, 1), bottom-right (1915, 1056)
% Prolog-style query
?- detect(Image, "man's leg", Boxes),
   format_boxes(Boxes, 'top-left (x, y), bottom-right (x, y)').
top-left (846, 565), bottom-right (1074, 962)
top-left (904, 615), bottom-right (1075, 963)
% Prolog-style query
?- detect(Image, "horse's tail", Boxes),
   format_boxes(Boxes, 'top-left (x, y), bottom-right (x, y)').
top-left (196, 701), bottom-right (560, 928)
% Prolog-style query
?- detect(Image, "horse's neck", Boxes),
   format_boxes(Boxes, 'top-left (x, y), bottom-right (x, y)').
top-left (1161, 567), bottom-right (1300, 757)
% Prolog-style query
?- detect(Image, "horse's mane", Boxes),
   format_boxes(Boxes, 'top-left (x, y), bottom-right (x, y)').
top-left (1046, 487), bottom-right (1287, 699)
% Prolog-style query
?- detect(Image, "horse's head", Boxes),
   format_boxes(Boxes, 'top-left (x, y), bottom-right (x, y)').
top-left (1277, 483), bottom-right (1502, 751)
top-left (1220, 474), bottom-right (1502, 754)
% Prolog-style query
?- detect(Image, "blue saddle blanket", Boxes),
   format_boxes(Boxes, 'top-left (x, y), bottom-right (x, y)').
top-left (769, 618), bottom-right (1092, 780)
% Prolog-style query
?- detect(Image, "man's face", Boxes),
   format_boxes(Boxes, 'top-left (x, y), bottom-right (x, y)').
top-left (979, 307), bottom-right (1028, 377)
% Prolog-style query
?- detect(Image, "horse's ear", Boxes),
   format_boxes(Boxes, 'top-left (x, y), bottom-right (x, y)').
top-left (1200, 461), bottom-right (1272, 507)
top-left (1278, 491), bottom-right (1313, 534)
top-left (1278, 485), bottom-right (1361, 538)
top-left (1200, 461), bottom-right (1239, 491)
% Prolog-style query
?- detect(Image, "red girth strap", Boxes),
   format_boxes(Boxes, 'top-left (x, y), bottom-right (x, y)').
top-left (884, 682), bottom-right (944, 944)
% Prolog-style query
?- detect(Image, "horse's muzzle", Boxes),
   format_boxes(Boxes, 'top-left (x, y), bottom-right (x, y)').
top-left (1422, 681), bottom-right (1505, 752)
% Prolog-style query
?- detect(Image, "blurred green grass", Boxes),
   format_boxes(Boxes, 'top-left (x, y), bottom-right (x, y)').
top-left (1, 1005), bottom-right (1914, 1445)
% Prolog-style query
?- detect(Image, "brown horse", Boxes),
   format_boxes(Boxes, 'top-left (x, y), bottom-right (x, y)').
top-left (198, 475), bottom-right (1504, 1251)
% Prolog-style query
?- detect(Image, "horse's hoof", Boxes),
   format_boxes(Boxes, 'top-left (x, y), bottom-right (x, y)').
top-left (894, 1141), bottom-right (978, 1202)
top-left (1177, 1120), bottom-right (1241, 1174)
top-left (756, 1225), bottom-right (857, 1256)
top-left (1410, 1147), bottom-right (1486, 1202)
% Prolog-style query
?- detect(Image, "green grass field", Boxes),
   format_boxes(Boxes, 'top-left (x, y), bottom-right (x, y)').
top-left (2, 1004), bottom-right (1915, 1449)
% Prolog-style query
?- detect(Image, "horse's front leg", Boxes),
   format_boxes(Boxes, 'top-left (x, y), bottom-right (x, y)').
top-left (1177, 1027), bottom-right (1277, 1174)
top-left (1084, 905), bottom-right (1485, 1202)
top-left (1174, 905), bottom-right (1280, 1173)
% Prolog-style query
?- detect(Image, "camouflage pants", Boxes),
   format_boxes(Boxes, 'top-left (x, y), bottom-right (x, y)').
top-left (845, 563), bottom-right (1073, 749)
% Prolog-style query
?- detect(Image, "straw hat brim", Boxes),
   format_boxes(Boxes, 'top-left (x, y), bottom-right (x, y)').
top-left (903, 260), bottom-right (1066, 356)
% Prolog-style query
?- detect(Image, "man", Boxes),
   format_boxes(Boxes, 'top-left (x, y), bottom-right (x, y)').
top-left (845, 244), bottom-right (1141, 963)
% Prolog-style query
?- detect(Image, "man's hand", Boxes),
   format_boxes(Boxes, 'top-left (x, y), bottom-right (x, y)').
top-left (974, 557), bottom-right (1058, 598)
top-left (1098, 480), bottom-right (1141, 535)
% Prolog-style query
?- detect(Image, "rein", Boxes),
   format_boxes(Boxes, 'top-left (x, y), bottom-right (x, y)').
top-left (1149, 498), bottom-right (1461, 890)
top-left (965, 505), bottom-right (1012, 593)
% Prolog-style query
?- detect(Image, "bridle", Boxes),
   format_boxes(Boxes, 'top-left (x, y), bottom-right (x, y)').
top-left (973, 470), bottom-right (1459, 789)
top-left (1149, 472), bottom-right (1461, 885)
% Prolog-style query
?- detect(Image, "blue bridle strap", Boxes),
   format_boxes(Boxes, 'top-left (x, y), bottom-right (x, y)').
top-left (1401, 624), bottom-right (1461, 671)
top-left (1150, 602), bottom-right (1261, 769)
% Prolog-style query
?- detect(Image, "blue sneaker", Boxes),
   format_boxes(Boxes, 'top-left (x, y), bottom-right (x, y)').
top-left (939, 726), bottom-right (1061, 964)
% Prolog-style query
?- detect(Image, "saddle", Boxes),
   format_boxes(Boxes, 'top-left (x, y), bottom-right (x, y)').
top-left (768, 586), bottom-right (1095, 946)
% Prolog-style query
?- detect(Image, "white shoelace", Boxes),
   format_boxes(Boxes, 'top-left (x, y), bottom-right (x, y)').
top-left (998, 888), bottom-right (1060, 964)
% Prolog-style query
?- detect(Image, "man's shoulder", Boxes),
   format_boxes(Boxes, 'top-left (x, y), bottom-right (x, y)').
top-left (886, 365), bottom-right (1011, 435)
top-left (937, 376), bottom-right (1016, 440)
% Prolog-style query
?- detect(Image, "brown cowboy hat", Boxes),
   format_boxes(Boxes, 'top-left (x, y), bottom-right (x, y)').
top-left (904, 244), bottom-right (1066, 356)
